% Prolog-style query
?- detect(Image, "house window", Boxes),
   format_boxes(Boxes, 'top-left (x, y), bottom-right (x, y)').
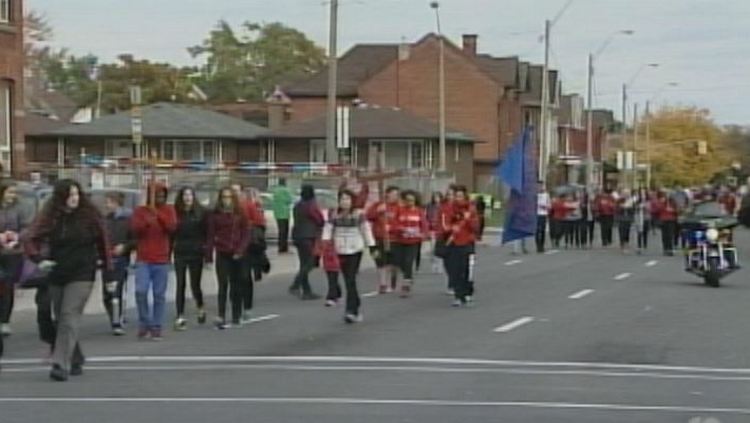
top-left (0, 0), bottom-right (9, 23)
top-left (161, 140), bottom-right (217, 162)
top-left (410, 142), bottom-right (424, 168)
top-left (310, 139), bottom-right (326, 163)
top-left (370, 140), bottom-right (425, 170)
top-left (0, 80), bottom-right (10, 152)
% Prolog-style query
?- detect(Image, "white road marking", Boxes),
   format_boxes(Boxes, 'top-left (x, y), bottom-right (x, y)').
top-left (7, 356), bottom-right (750, 376)
top-left (613, 272), bottom-right (632, 280)
top-left (0, 397), bottom-right (748, 415)
top-left (493, 317), bottom-right (535, 333)
top-left (645, 260), bottom-right (658, 267)
top-left (504, 259), bottom-right (523, 266)
top-left (362, 291), bottom-right (379, 298)
top-left (6, 364), bottom-right (750, 382)
top-left (544, 249), bottom-right (560, 255)
top-left (568, 289), bottom-right (594, 300)
top-left (244, 314), bottom-right (280, 324)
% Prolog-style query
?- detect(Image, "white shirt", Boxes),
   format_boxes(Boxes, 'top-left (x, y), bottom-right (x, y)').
top-left (537, 192), bottom-right (550, 216)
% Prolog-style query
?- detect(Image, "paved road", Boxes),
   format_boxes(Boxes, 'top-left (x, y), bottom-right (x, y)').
top-left (1, 229), bottom-right (750, 422)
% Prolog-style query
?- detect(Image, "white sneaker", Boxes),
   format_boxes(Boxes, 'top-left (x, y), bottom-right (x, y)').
top-left (1, 323), bottom-right (12, 336)
top-left (174, 317), bottom-right (187, 331)
top-left (344, 313), bottom-right (364, 324)
top-left (240, 311), bottom-right (253, 325)
top-left (445, 289), bottom-right (455, 296)
top-left (325, 299), bottom-right (337, 307)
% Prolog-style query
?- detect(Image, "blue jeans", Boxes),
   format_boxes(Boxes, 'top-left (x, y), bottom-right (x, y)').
top-left (135, 263), bottom-right (169, 330)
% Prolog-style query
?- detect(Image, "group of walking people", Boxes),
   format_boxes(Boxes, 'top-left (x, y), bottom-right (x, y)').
top-left (536, 184), bottom-right (740, 255)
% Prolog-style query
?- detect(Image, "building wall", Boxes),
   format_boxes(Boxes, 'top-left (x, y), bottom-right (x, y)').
top-left (274, 140), bottom-right (309, 162)
top-left (358, 37), bottom-right (500, 162)
top-left (0, 0), bottom-right (25, 175)
top-left (26, 137), bottom-right (57, 162)
top-left (288, 97), bottom-right (328, 123)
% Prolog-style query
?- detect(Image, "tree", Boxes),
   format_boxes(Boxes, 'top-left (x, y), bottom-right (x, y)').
top-left (189, 21), bottom-right (325, 102)
top-left (643, 107), bottom-right (732, 187)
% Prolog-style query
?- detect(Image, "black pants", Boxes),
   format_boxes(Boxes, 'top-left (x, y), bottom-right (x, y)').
top-left (215, 253), bottom-right (246, 324)
top-left (102, 260), bottom-right (129, 327)
top-left (563, 221), bottom-right (578, 247)
top-left (340, 253), bottom-right (363, 315)
top-left (415, 243), bottom-right (422, 271)
top-left (277, 219), bottom-right (290, 253)
top-left (292, 239), bottom-right (316, 295)
top-left (618, 221), bottom-right (632, 246)
top-left (243, 254), bottom-right (254, 312)
top-left (174, 257), bottom-right (204, 316)
top-left (326, 271), bottom-right (341, 301)
top-left (600, 216), bottom-right (614, 246)
top-left (587, 220), bottom-right (595, 245)
top-left (535, 216), bottom-right (547, 252)
top-left (34, 285), bottom-right (83, 364)
top-left (395, 243), bottom-right (420, 281)
top-left (637, 222), bottom-right (650, 250)
top-left (0, 283), bottom-right (12, 324)
top-left (550, 219), bottom-right (562, 247)
top-left (446, 245), bottom-right (472, 302)
top-left (662, 220), bottom-right (677, 253)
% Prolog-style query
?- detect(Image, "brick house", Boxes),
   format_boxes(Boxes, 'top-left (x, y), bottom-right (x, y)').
top-left (282, 33), bottom-right (561, 191)
top-left (0, 0), bottom-right (25, 175)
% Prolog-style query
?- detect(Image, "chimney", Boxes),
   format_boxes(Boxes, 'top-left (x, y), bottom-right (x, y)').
top-left (462, 34), bottom-right (478, 56)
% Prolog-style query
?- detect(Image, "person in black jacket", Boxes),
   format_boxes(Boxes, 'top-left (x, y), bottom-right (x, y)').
top-left (102, 192), bottom-right (134, 336)
top-left (25, 179), bottom-right (111, 382)
top-left (172, 187), bottom-right (208, 330)
top-left (290, 185), bottom-right (324, 300)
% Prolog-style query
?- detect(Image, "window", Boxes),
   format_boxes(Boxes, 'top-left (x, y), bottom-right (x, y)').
top-left (310, 139), bottom-right (326, 163)
top-left (0, 0), bottom-right (9, 23)
top-left (160, 140), bottom-right (217, 162)
top-left (0, 80), bottom-right (10, 151)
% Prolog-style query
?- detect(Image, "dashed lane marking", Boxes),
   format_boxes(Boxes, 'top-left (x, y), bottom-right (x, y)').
top-left (568, 289), bottom-right (594, 300)
top-left (493, 316), bottom-right (535, 333)
top-left (504, 259), bottom-right (523, 266)
top-left (645, 260), bottom-right (658, 267)
top-left (362, 291), bottom-right (379, 298)
top-left (613, 272), bottom-right (632, 281)
top-left (544, 249), bottom-right (560, 255)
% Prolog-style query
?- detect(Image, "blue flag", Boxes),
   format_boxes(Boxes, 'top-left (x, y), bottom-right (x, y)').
top-left (497, 127), bottom-right (538, 244)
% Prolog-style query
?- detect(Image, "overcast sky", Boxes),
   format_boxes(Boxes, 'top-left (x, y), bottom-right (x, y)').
top-left (28, 0), bottom-right (750, 125)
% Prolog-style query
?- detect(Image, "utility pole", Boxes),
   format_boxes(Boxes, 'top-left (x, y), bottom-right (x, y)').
top-left (621, 83), bottom-right (627, 189)
top-left (645, 101), bottom-right (652, 189)
top-left (431, 1), bottom-right (446, 172)
top-left (539, 19), bottom-right (551, 183)
top-left (632, 102), bottom-right (639, 190)
top-left (585, 53), bottom-right (594, 193)
top-left (325, 0), bottom-right (340, 164)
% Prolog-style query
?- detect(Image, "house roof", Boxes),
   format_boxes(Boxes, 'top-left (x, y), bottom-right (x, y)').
top-left (23, 113), bottom-right (68, 136)
top-left (267, 106), bottom-right (476, 142)
top-left (284, 44), bottom-right (399, 97)
top-left (46, 102), bottom-right (269, 139)
top-left (520, 65), bottom-right (559, 106)
top-left (475, 55), bottom-right (519, 88)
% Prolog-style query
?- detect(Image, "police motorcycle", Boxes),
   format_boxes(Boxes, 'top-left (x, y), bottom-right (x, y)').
top-left (681, 201), bottom-right (740, 287)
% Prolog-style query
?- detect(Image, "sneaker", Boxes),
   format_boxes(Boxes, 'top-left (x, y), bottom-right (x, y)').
top-left (174, 317), bottom-right (187, 331)
top-left (150, 329), bottom-right (163, 341)
top-left (385, 286), bottom-right (394, 294)
top-left (240, 311), bottom-right (253, 325)
top-left (288, 286), bottom-right (301, 296)
top-left (465, 295), bottom-right (474, 304)
top-left (344, 313), bottom-right (364, 324)
top-left (137, 327), bottom-right (150, 340)
top-left (70, 363), bottom-right (83, 377)
top-left (1, 324), bottom-right (12, 337)
top-left (49, 364), bottom-right (68, 382)
top-left (214, 318), bottom-right (229, 330)
top-left (112, 325), bottom-right (125, 336)
top-left (445, 288), bottom-right (455, 296)
top-left (399, 285), bottom-right (412, 298)
top-left (451, 299), bottom-right (464, 307)
top-left (301, 292), bottom-right (321, 301)
top-left (325, 299), bottom-right (337, 307)
top-left (197, 309), bottom-right (207, 325)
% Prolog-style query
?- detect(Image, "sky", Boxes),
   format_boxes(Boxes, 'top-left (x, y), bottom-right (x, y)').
top-left (27, 0), bottom-right (750, 125)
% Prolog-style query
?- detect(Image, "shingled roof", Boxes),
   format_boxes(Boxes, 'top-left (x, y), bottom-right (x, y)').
top-left (475, 55), bottom-right (519, 88)
top-left (47, 102), bottom-right (269, 139)
top-left (284, 44), bottom-right (399, 97)
top-left (267, 106), bottom-right (475, 142)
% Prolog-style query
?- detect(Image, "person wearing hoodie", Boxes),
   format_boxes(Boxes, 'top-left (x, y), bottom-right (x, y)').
top-left (102, 191), bottom-right (134, 336)
top-left (25, 179), bottom-right (111, 382)
top-left (290, 185), bottom-right (325, 300)
top-left (442, 186), bottom-right (479, 307)
top-left (131, 182), bottom-right (177, 341)
top-left (393, 190), bottom-right (428, 298)
top-left (322, 190), bottom-right (376, 323)
top-left (0, 182), bottom-right (32, 337)
top-left (172, 187), bottom-right (208, 330)
top-left (207, 187), bottom-right (250, 329)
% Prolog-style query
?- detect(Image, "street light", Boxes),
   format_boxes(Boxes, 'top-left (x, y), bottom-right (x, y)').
top-left (645, 82), bottom-right (679, 188)
top-left (624, 63), bottom-right (659, 190)
top-left (585, 29), bottom-right (633, 194)
top-left (430, 1), bottom-right (447, 172)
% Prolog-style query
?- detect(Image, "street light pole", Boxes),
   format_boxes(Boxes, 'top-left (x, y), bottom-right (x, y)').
top-left (632, 102), bottom-right (639, 190)
top-left (645, 101), bottom-right (652, 189)
top-left (539, 19), bottom-right (551, 183)
top-left (325, 0), bottom-right (340, 164)
top-left (431, 1), bottom-right (446, 172)
top-left (585, 53), bottom-right (594, 193)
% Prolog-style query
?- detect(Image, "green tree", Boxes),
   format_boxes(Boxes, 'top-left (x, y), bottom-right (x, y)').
top-left (189, 21), bottom-right (325, 102)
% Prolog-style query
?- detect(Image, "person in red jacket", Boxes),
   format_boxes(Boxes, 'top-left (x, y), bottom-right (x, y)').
top-left (366, 186), bottom-right (401, 294)
top-left (549, 194), bottom-right (568, 248)
top-left (656, 195), bottom-right (679, 256)
top-left (132, 182), bottom-right (177, 341)
top-left (207, 187), bottom-right (251, 329)
top-left (393, 190), bottom-right (429, 298)
top-left (595, 189), bottom-right (617, 247)
top-left (443, 186), bottom-right (479, 307)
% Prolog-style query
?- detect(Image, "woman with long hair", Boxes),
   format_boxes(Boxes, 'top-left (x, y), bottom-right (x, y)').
top-left (25, 179), bottom-right (111, 381)
top-left (290, 185), bottom-right (324, 300)
top-left (322, 190), bottom-right (376, 323)
top-left (393, 190), bottom-right (428, 297)
top-left (172, 187), bottom-right (208, 330)
top-left (634, 188), bottom-right (652, 254)
top-left (206, 187), bottom-right (250, 329)
top-left (0, 182), bottom-right (31, 336)
top-left (426, 191), bottom-right (444, 274)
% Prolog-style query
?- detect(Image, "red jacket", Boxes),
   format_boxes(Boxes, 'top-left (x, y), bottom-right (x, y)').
top-left (550, 199), bottom-right (568, 220)
top-left (242, 199), bottom-right (266, 227)
top-left (207, 211), bottom-right (250, 258)
top-left (395, 205), bottom-right (428, 244)
top-left (366, 201), bottom-right (400, 241)
top-left (132, 205), bottom-right (178, 264)
top-left (444, 200), bottom-right (479, 247)
top-left (595, 194), bottom-right (616, 216)
top-left (719, 193), bottom-right (737, 215)
top-left (655, 199), bottom-right (679, 221)
top-left (436, 200), bottom-right (455, 239)
top-left (339, 181), bottom-right (370, 210)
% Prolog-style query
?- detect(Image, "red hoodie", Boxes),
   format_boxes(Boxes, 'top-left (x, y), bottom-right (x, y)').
top-left (366, 200), bottom-right (400, 241)
top-left (132, 205), bottom-right (178, 264)
top-left (242, 199), bottom-right (266, 227)
top-left (656, 199), bottom-right (679, 222)
top-left (550, 199), bottom-right (568, 220)
top-left (395, 205), bottom-right (429, 244)
top-left (444, 200), bottom-right (479, 247)
top-left (207, 210), bottom-right (250, 259)
top-left (595, 194), bottom-right (616, 216)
